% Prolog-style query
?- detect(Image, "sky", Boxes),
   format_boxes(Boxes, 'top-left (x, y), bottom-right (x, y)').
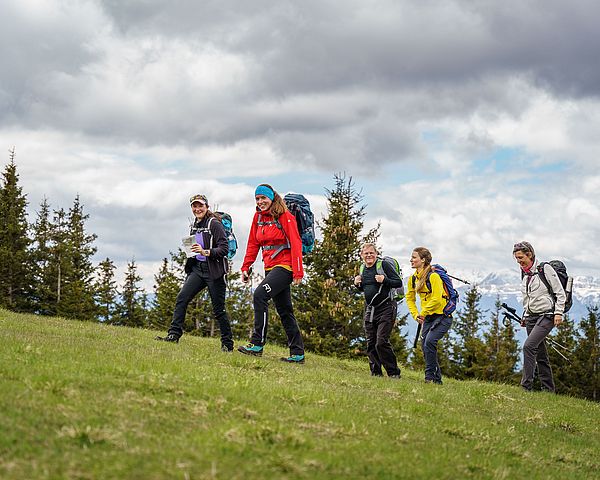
top-left (2, 0), bottom-right (600, 290)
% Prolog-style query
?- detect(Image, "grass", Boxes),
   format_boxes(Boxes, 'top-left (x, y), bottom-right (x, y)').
top-left (0, 309), bottom-right (599, 479)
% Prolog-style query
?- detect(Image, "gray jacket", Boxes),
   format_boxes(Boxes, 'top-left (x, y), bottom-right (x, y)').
top-left (521, 259), bottom-right (567, 317)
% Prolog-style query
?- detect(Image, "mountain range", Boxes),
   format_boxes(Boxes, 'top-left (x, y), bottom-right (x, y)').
top-left (397, 269), bottom-right (600, 341)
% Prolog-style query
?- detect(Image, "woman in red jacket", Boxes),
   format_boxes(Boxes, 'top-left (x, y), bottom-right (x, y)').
top-left (238, 184), bottom-right (306, 363)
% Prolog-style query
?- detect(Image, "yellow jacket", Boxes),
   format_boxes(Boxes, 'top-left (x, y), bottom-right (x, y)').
top-left (406, 269), bottom-right (447, 319)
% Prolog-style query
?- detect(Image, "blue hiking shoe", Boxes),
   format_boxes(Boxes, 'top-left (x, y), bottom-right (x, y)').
top-left (237, 343), bottom-right (263, 356)
top-left (281, 354), bottom-right (305, 364)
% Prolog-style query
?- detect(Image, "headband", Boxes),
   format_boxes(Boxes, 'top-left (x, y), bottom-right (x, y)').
top-left (255, 185), bottom-right (275, 201)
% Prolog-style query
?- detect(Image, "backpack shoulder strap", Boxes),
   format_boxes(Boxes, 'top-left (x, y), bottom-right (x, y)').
top-left (536, 262), bottom-right (553, 295)
top-left (375, 259), bottom-right (384, 276)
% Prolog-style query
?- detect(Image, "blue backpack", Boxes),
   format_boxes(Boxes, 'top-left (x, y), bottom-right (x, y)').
top-left (215, 211), bottom-right (237, 260)
top-left (283, 193), bottom-right (315, 254)
top-left (411, 264), bottom-right (459, 316)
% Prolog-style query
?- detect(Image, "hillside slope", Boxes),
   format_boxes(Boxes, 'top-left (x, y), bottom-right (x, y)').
top-left (1, 309), bottom-right (598, 479)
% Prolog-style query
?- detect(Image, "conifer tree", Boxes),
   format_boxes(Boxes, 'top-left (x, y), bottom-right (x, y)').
top-left (448, 285), bottom-right (486, 379)
top-left (94, 258), bottom-right (118, 323)
top-left (480, 299), bottom-right (519, 382)
top-left (547, 315), bottom-right (580, 396)
top-left (56, 196), bottom-right (97, 320)
top-left (30, 197), bottom-right (55, 315)
top-left (149, 257), bottom-right (182, 331)
top-left (294, 174), bottom-right (380, 357)
top-left (0, 148), bottom-right (33, 311)
top-left (115, 259), bottom-right (147, 327)
top-left (572, 307), bottom-right (600, 401)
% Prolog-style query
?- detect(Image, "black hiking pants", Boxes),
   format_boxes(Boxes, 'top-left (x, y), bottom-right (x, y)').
top-left (168, 263), bottom-right (233, 349)
top-left (364, 300), bottom-right (400, 377)
top-left (251, 267), bottom-right (304, 355)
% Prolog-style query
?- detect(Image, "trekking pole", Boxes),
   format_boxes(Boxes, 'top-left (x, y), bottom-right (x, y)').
top-left (501, 303), bottom-right (572, 363)
top-left (413, 323), bottom-right (422, 349)
top-left (447, 274), bottom-right (470, 285)
top-left (547, 340), bottom-right (571, 363)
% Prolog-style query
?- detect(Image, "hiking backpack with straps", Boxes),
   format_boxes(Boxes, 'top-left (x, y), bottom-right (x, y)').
top-left (360, 256), bottom-right (405, 303)
top-left (214, 211), bottom-right (238, 260)
top-left (257, 193), bottom-right (315, 258)
top-left (283, 193), bottom-right (315, 254)
top-left (533, 260), bottom-right (573, 313)
top-left (411, 264), bottom-right (459, 316)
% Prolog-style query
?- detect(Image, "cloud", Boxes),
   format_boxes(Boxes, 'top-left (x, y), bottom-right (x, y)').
top-left (2, 0), bottom-right (600, 290)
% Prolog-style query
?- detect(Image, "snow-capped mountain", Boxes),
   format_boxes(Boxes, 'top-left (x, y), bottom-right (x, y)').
top-left (397, 270), bottom-right (600, 341)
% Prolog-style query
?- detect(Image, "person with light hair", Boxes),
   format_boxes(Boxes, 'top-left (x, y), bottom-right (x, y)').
top-left (354, 243), bottom-right (402, 379)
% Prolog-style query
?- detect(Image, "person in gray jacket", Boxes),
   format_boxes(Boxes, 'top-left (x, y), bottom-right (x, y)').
top-left (513, 241), bottom-right (566, 392)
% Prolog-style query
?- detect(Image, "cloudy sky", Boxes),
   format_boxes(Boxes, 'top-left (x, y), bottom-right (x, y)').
top-left (2, 0), bottom-right (600, 289)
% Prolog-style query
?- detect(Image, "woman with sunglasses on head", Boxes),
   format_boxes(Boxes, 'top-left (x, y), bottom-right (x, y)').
top-left (238, 184), bottom-right (306, 363)
top-left (406, 247), bottom-right (452, 385)
top-left (155, 194), bottom-right (233, 351)
top-left (513, 241), bottom-right (566, 393)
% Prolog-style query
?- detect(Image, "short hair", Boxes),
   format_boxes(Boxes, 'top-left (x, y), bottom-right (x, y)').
top-left (513, 241), bottom-right (535, 258)
top-left (360, 243), bottom-right (379, 254)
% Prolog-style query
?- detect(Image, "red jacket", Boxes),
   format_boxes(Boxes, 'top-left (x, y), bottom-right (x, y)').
top-left (242, 209), bottom-right (304, 279)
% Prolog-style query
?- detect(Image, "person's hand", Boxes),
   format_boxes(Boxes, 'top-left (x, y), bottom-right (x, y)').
top-left (241, 270), bottom-right (250, 283)
top-left (354, 275), bottom-right (362, 286)
top-left (417, 315), bottom-right (424, 325)
top-left (293, 277), bottom-right (302, 285)
top-left (191, 243), bottom-right (202, 253)
top-left (375, 274), bottom-right (385, 283)
top-left (554, 314), bottom-right (563, 326)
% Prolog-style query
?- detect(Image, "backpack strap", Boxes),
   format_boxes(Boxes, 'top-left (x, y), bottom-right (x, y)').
top-left (536, 262), bottom-right (554, 297)
top-left (257, 214), bottom-right (290, 259)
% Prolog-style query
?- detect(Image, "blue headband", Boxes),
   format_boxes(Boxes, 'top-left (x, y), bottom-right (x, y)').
top-left (255, 185), bottom-right (275, 201)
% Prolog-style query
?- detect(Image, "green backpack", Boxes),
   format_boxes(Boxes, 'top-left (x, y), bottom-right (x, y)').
top-left (360, 256), bottom-right (405, 303)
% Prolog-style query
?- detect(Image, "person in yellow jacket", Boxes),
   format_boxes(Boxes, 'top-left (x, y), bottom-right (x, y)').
top-left (406, 247), bottom-right (452, 384)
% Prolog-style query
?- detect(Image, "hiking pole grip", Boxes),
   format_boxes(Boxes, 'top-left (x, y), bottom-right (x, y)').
top-left (413, 323), bottom-right (422, 349)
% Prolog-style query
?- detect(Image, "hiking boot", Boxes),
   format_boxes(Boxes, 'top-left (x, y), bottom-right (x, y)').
top-left (155, 334), bottom-right (179, 343)
top-left (280, 354), bottom-right (305, 364)
top-left (389, 374), bottom-right (401, 380)
top-left (221, 344), bottom-right (234, 353)
top-left (237, 343), bottom-right (263, 356)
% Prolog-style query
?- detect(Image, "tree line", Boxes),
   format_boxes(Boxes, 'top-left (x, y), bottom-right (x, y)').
top-left (1, 151), bottom-right (598, 401)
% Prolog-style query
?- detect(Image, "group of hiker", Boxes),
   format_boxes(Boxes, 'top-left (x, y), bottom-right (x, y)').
top-left (156, 184), bottom-right (570, 392)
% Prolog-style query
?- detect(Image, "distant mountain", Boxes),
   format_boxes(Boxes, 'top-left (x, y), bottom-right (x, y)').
top-left (398, 270), bottom-right (600, 342)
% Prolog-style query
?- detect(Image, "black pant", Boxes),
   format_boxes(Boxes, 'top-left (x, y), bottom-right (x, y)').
top-left (168, 268), bottom-right (233, 349)
top-left (251, 267), bottom-right (304, 355)
top-left (364, 300), bottom-right (400, 377)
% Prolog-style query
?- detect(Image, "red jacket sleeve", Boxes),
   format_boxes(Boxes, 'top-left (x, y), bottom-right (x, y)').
top-left (279, 211), bottom-right (304, 279)
top-left (241, 212), bottom-right (260, 273)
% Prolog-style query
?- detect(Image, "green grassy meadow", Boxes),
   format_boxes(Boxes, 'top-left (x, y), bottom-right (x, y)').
top-left (0, 309), bottom-right (599, 479)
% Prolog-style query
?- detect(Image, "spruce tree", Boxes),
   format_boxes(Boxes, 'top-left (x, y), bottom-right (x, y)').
top-left (30, 198), bottom-right (55, 315)
top-left (56, 196), bottom-right (98, 320)
top-left (94, 258), bottom-right (118, 323)
top-left (547, 316), bottom-right (580, 397)
top-left (448, 285), bottom-right (486, 379)
top-left (0, 148), bottom-right (33, 311)
top-left (293, 173), bottom-right (381, 357)
top-left (115, 259), bottom-right (147, 327)
top-left (480, 299), bottom-right (519, 383)
top-left (572, 307), bottom-right (600, 401)
top-left (149, 257), bottom-right (182, 331)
